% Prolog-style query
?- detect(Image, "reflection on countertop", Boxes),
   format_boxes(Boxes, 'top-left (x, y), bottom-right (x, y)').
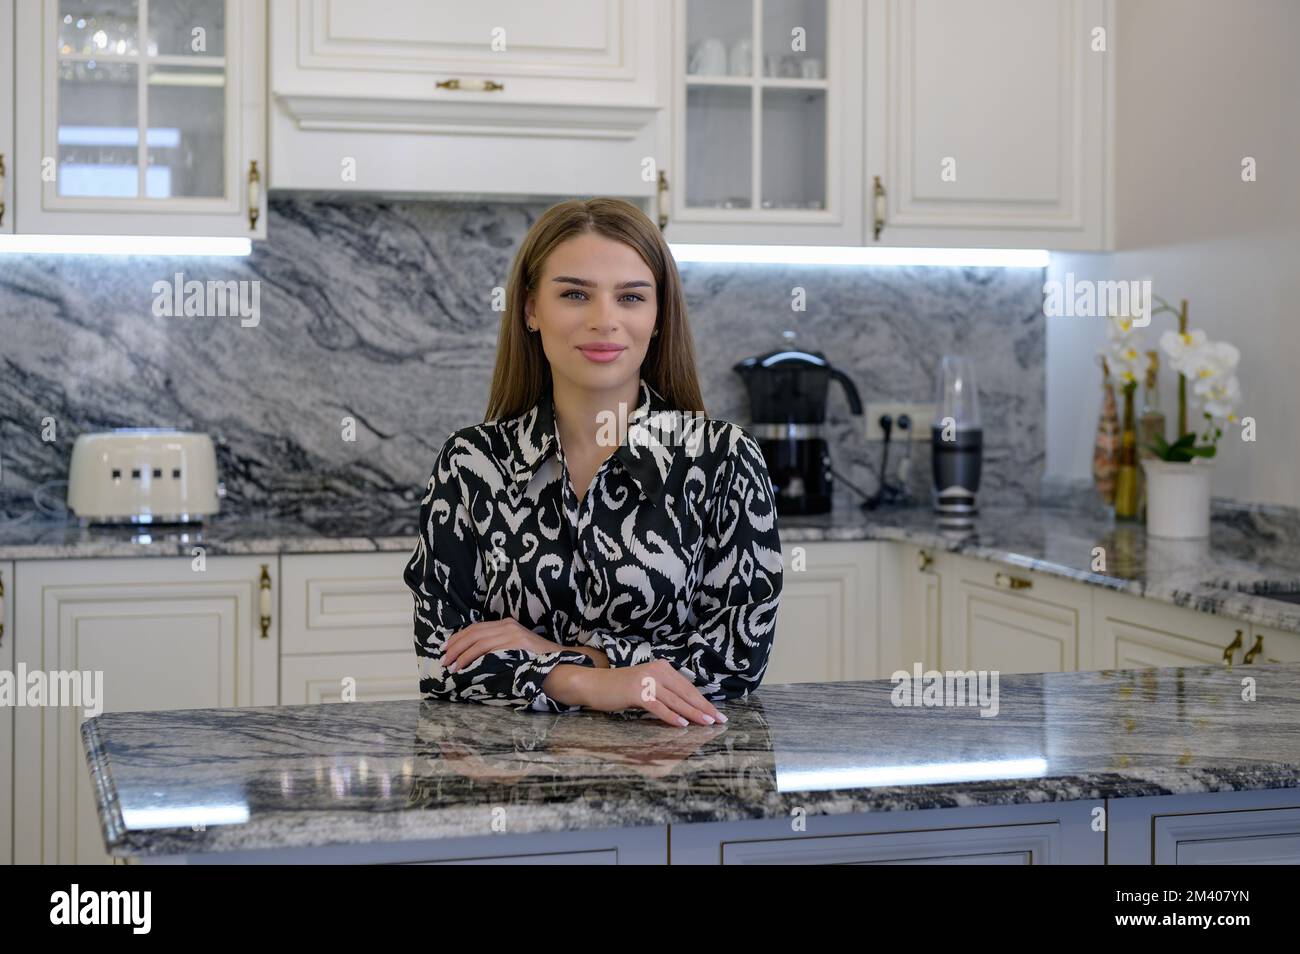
top-left (82, 663), bottom-right (1300, 857)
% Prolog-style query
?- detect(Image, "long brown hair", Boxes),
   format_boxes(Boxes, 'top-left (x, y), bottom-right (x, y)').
top-left (485, 198), bottom-right (706, 422)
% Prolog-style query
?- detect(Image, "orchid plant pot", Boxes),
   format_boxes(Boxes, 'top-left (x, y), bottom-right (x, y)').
top-left (1141, 457), bottom-right (1213, 539)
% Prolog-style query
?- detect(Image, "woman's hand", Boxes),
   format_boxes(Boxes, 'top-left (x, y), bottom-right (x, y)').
top-left (578, 659), bottom-right (727, 727)
top-left (441, 619), bottom-right (562, 672)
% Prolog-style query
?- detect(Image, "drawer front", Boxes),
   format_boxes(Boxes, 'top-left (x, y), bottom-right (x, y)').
top-left (1094, 590), bottom-right (1247, 670)
top-left (721, 823), bottom-right (1061, 865)
top-left (1245, 624), bottom-right (1300, 664)
top-left (281, 552), bottom-right (414, 654)
top-left (944, 556), bottom-right (1091, 673)
top-left (1155, 807), bottom-right (1300, 864)
top-left (281, 651), bottom-right (419, 704)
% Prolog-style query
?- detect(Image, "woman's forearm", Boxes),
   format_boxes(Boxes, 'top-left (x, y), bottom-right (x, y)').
top-left (542, 663), bottom-right (597, 707)
top-left (570, 645), bottom-right (611, 668)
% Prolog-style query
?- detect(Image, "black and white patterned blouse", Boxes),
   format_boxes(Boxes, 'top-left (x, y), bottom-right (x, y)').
top-left (403, 377), bottom-right (783, 713)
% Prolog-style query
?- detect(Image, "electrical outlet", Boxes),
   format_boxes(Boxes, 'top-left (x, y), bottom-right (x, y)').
top-left (864, 402), bottom-right (935, 441)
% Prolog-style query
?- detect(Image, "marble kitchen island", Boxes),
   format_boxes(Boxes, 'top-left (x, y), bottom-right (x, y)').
top-left (82, 663), bottom-right (1300, 865)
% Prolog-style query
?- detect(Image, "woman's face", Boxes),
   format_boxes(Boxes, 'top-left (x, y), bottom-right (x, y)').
top-left (526, 231), bottom-right (658, 395)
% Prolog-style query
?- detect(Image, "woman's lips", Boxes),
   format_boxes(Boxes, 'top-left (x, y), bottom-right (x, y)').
top-left (577, 345), bottom-right (626, 364)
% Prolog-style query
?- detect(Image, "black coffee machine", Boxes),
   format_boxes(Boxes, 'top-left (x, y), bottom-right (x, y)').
top-left (734, 348), bottom-right (863, 515)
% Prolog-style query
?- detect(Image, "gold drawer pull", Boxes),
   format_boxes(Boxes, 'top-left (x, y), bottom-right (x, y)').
top-left (994, 572), bottom-right (1032, 590)
top-left (916, 549), bottom-right (933, 572)
top-left (1243, 633), bottom-right (1264, 664)
top-left (247, 160), bottom-right (261, 231)
top-left (258, 564), bottom-right (272, 640)
top-left (436, 78), bottom-right (504, 92)
top-left (872, 175), bottom-right (886, 240)
top-left (1222, 629), bottom-right (1243, 665)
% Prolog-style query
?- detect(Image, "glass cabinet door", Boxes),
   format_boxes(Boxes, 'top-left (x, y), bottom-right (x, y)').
top-left (17, 0), bottom-right (265, 237)
top-left (675, 0), bottom-right (857, 242)
top-left (55, 0), bottom-right (227, 201)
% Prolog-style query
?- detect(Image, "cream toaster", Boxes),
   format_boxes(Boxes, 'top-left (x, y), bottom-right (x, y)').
top-left (67, 429), bottom-right (221, 524)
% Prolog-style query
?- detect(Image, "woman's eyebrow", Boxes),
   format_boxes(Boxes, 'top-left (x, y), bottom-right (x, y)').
top-left (551, 276), bottom-right (653, 290)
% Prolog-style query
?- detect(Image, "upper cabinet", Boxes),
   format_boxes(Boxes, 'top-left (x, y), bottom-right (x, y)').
top-left (0, 0), bottom-right (13, 234)
top-left (868, 0), bottom-right (1110, 250)
top-left (14, 0), bottom-right (267, 238)
top-left (663, 0), bottom-right (865, 245)
top-left (269, 0), bottom-right (667, 199)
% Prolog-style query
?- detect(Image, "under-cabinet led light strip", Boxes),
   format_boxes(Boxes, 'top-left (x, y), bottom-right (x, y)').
top-left (0, 235), bottom-right (253, 256)
top-left (670, 244), bottom-right (1050, 268)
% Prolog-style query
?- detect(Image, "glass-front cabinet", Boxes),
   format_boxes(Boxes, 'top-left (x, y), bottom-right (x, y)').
top-left (15, 0), bottom-right (266, 237)
top-left (666, 0), bottom-right (863, 244)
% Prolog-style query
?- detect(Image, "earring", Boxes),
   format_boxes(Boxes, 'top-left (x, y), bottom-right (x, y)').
top-left (652, 328), bottom-right (659, 337)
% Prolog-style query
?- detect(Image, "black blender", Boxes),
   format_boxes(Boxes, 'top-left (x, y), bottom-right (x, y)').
top-left (734, 346), bottom-right (863, 515)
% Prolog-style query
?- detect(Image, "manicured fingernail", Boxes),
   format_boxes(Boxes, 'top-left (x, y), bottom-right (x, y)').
top-left (716, 712), bottom-right (728, 723)
top-left (676, 716), bottom-right (688, 726)
top-left (702, 715), bottom-right (715, 725)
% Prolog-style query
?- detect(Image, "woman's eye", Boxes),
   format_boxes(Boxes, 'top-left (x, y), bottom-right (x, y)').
top-left (560, 289), bottom-right (646, 303)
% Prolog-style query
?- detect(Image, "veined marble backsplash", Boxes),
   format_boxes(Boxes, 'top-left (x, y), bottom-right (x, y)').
top-left (0, 198), bottom-right (1045, 518)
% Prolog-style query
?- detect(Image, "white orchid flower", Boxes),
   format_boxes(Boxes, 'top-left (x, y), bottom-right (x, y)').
top-left (1183, 341), bottom-right (1240, 382)
top-left (1159, 328), bottom-right (1208, 374)
top-left (1195, 373), bottom-right (1241, 422)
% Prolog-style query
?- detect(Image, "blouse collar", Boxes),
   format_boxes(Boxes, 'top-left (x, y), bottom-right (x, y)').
top-left (506, 377), bottom-right (688, 505)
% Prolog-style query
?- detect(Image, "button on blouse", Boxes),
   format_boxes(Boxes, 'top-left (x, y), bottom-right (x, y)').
top-left (404, 377), bottom-right (784, 713)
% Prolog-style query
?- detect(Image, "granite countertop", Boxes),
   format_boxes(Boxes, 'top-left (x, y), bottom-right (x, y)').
top-left (82, 663), bottom-right (1300, 857)
top-left (5, 494), bottom-right (1300, 632)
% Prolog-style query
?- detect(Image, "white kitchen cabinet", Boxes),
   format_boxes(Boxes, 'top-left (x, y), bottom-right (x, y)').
top-left (0, 562), bottom-right (13, 865)
top-left (671, 799), bottom-right (1102, 864)
top-left (867, 0), bottom-right (1111, 250)
top-left (1243, 623), bottom-right (1300, 666)
top-left (896, 543), bottom-right (943, 669)
top-left (278, 552), bottom-right (419, 703)
top-left (281, 651), bottom-right (418, 704)
top-left (0, 0), bottom-right (13, 234)
top-left (1093, 589), bottom-right (1249, 670)
top-left (14, 0), bottom-right (267, 238)
top-left (1108, 789), bottom-right (1300, 865)
top-left (941, 554), bottom-right (1093, 674)
top-left (13, 555), bottom-right (279, 865)
top-left (280, 552), bottom-right (412, 655)
top-left (269, 0), bottom-right (666, 198)
top-left (768, 541), bottom-right (878, 683)
top-left (663, 0), bottom-right (864, 244)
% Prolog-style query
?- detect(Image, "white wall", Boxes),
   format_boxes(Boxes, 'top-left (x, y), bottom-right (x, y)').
top-left (1046, 0), bottom-right (1300, 508)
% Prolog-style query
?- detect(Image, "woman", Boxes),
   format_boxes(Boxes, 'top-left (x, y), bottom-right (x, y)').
top-left (403, 198), bottom-right (783, 727)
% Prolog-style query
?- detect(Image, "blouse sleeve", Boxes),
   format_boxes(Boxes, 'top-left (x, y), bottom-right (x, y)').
top-left (594, 429), bottom-right (783, 700)
top-left (404, 436), bottom-right (597, 713)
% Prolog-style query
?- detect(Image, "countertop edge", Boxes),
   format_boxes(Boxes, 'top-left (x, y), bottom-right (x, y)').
top-left (97, 768), bottom-right (1300, 859)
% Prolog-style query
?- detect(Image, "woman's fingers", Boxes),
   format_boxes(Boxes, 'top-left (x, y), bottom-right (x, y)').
top-left (658, 665), bottom-right (724, 722)
top-left (651, 682), bottom-right (718, 726)
top-left (443, 624), bottom-right (511, 669)
top-left (448, 635), bottom-right (511, 671)
top-left (641, 697), bottom-right (691, 728)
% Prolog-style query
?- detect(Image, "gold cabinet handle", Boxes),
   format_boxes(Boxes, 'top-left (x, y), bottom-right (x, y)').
top-left (916, 549), bottom-right (933, 572)
top-left (258, 563), bottom-right (272, 639)
top-left (872, 175), bottom-right (886, 240)
top-left (994, 571), bottom-right (1032, 590)
top-left (0, 151), bottom-right (6, 226)
top-left (436, 78), bottom-right (504, 92)
top-left (657, 169), bottom-right (670, 231)
top-left (247, 160), bottom-right (261, 231)
top-left (1242, 633), bottom-right (1264, 664)
top-left (1222, 629), bottom-right (1244, 665)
